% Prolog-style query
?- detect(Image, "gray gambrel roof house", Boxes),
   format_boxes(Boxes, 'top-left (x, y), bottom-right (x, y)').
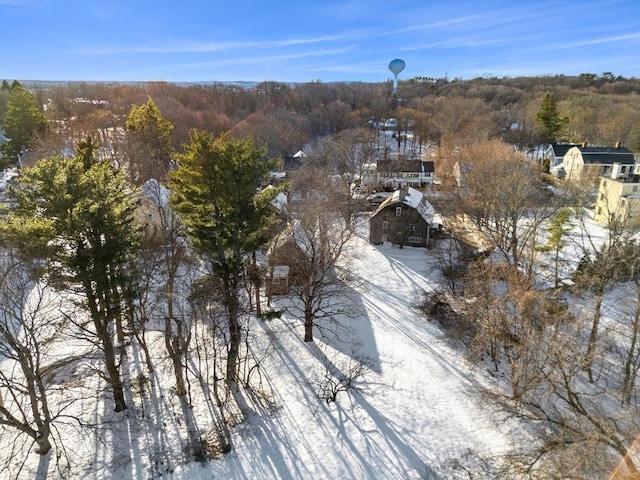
top-left (369, 187), bottom-right (441, 248)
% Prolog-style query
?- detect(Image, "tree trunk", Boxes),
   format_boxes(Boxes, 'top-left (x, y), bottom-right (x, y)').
top-left (253, 252), bottom-right (261, 317)
top-left (86, 285), bottom-right (127, 411)
top-left (135, 330), bottom-right (154, 373)
top-left (225, 272), bottom-right (241, 383)
top-left (20, 354), bottom-right (53, 455)
top-left (115, 316), bottom-right (126, 345)
top-left (35, 430), bottom-right (52, 454)
top-left (102, 329), bottom-right (127, 411)
top-left (304, 302), bottom-right (314, 342)
top-left (584, 288), bottom-right (604, 383)
top-left (171, 344), bottom-right (187, 397)
top-left (227, 311), bottom-right (240, 383)
top-left (94, 317), bottom-right (127, 411)
top-left (622, 282), bottom-right (640, 404)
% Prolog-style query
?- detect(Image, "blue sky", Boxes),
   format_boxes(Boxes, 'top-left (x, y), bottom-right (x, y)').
top-left (0, 0), bottom-right (639, 83)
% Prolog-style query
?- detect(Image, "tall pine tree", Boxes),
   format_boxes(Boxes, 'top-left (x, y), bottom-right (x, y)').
top-left (536, 92), bottom-right (568, 144)
top-left (3, 137), bottom-right (140, 411)
top-left (1, 84), bottom-right (48, 161)
top-left (169, 131), bottom-right (277, 384)
top-left (125, 98), bottom-right (174, 184)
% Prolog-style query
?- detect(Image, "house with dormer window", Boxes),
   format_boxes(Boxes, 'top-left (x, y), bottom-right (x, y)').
top-left (369, 186), bottom-right (440, 247)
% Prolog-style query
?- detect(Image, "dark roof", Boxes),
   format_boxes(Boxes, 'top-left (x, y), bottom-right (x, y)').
top-left (372, 187), bottom-right (436, 224)
top-left (549, 143), bottom-right (580, 157)
top-left (575, 145), bottom-right (635, 165)
top-left (377, 159), bottom-right (434, 173)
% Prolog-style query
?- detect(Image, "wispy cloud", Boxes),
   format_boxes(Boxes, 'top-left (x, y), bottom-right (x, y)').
top-left (538, 33), bottom-right (640, 51)
top-left (71, 35), bottom-right (346, 55)
top-left (174, 46), bottom-right (356, 69)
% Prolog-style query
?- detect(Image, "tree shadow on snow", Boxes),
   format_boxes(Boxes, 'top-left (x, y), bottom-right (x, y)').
top-left (335, 392), bottom-right (442, 479)
top-left (308, 279), bottom-right (382, 374)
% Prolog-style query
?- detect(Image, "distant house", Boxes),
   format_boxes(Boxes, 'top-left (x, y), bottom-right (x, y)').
top-left (283, 150), bottom-right (306, 172)
top-left (135, 179), bottom-right (169, 240)
top-left (362, 157), bottom-right (434, 189)
top-left (369, 186), bottom-right (440, 247)
top-left (266, 265), bottom-right (290, 299)
top-left (545, 142), bottom-right (579, 176)
top-left (594, 163), bottom-right (640, 229)
top-left (561, 142), bottom-right (635, 182)
top-left (266, 220), bottom-right (315, 292)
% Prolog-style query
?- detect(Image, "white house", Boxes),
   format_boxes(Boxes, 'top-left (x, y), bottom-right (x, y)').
top-left (361, 158), bottom-right (434, 189)
top-left (560, 142), bottom-right (635, 181)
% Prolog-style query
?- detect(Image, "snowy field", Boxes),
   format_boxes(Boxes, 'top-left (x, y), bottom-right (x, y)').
top-left (198, 235), bottom-right (522, 480)
top-left (2, 226), bottom-right (526, 480)
top-left (2, 208), bottom-right (637, 479)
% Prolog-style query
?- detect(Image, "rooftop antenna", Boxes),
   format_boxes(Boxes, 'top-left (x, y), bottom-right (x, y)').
top-left (388, 58), bottom-right (406, 96)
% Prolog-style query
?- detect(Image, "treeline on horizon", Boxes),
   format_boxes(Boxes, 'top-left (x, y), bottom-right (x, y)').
top-left (1, 72), bottom-right (639, 166)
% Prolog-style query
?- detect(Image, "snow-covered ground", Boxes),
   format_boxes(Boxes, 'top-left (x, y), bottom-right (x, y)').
top-left (2, 225), bottom-right (525, 480)
top-left (197, 236), bottom-right (521, 480)
top-left (3, 207), bottom-right (637, 479)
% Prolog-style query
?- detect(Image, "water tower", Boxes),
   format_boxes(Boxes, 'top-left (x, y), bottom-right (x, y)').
top-left (388, 58), bottom-right (406, 96)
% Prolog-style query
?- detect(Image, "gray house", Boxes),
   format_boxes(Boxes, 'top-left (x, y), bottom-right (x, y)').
top-left (369, 187), bottom-right (439, 247)
top-left (546, 142), bottom-right (579, 176)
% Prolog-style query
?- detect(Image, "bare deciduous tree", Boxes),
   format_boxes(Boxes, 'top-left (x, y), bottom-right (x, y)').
top-left (275, 168), bottom-right (360, 342)
top-left (0, 252), bottom-right (58, 456)
top-left (454, 140), bottom-right (556, 278)
top-left (456, 261), bottom-right (639, 477)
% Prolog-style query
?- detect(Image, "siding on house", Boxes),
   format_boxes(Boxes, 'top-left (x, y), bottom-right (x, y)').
top-left (369, 187), bottom-right (436, 247)
top-left (362, 158), bottom-right (434, 189)
top-left (562, 144), bottom-right (635, 181)
top-left (594, 164), bottom-right (640, 228)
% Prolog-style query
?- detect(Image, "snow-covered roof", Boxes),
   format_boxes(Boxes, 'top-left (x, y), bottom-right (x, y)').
top-left (0, 167), bottom-right (19, 191)
top-left (142, 178), bottom-right (170, 207)
top-left (292, 150), bottom-right (306, 158)
top-left (375, 186), bottom-right (436, 224)
top-left (261, 184), bottom-right (288, 213)
top-left (272, 192), bottom-right (288, 213)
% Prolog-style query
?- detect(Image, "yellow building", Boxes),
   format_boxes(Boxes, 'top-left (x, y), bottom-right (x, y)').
top-left (594, 163), bottom-right (640, 229)
top-left (561, 143), bottom-right (635, 182)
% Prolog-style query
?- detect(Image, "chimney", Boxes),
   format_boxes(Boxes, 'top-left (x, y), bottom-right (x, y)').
top-left (581, 141), bottom-right (587, 148)
top-left (615, 141), bottom-right (621, 148)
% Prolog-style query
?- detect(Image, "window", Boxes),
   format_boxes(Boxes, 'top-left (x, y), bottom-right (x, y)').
top-left (395, 207), bottom-right (402, 216)
top-left (408, 224), bottom-right (416, 233)
top-left (408, 236), bottom-right (422, 243)
top-left (382, 220), bottom-right (389, 230)
top-left (633, 186), bottom-right (638, 193)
